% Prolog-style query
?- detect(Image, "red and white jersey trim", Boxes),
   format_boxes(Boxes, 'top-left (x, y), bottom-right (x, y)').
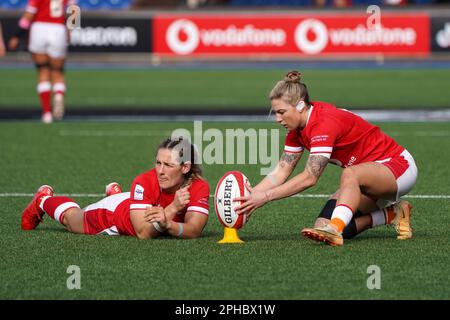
top-left (54, 202), bottom-right (79, 223)
top-left (130, 203), bottom-right (151, 210)
top-left (310, 146), bottom-right (333, 158)
top-left (375, 157), bottom-right (392, 164)
top-left (284, 145), bottom-right (304, 153)
top-left (186, 206), bottom-right (209, 215)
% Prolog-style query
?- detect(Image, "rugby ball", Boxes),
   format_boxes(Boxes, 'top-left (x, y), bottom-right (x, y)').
top-left (215, 171), bottom-right (251, 229)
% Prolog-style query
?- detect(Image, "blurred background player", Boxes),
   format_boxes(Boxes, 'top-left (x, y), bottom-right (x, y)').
top-left (20, 137), bottom-right (211, 239)
top-left (8, 0), bottom-right (74, 123)
top-left (0, 22), bottom-right (6, 57)
top-left (235, 71), bottom-right (418, 246)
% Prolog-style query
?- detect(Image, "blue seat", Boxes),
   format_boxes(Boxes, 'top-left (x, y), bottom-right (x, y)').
top-left (0, 0), bottom-right (28, 10)
top-left (102, 0), bottom-right (132, 10)
top-left (77, 0), bottom-right (104, 10)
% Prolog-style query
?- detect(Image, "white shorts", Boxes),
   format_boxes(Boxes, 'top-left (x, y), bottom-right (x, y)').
top-left (377, 149), bottom-right (418, 208)
top-left (28, 22), bottom-right (68, 58)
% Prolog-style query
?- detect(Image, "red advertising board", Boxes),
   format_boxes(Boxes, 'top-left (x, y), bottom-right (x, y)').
top-left (153, 14), bottom-right (430, 57)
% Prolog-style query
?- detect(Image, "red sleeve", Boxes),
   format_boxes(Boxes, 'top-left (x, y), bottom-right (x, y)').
top-left (283, 130), bottom-right (304, 154)
top-left (186, 180), bottom-right (210, 216)
top-left (308, 120), bottom-right (340, 159)
top-left (129, 174), bottom-right (158, 211)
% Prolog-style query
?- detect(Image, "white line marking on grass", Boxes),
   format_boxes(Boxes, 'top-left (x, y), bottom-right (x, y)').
top-left (0, 193), bottom-right (104, 197)
top-left (388, 131), bottom-right (450, 137)
top-left (59, 129), bottom-right (450, 138)
top-left (290, 194), bottom-right (450, 199)
top-left (2, 193), bottom-right (450, 199)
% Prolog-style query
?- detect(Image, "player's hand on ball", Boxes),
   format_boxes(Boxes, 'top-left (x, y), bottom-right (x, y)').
top-left (144, 206), bottom-right (168, 228)
top-left (234, 183), bottom-right (269, 218)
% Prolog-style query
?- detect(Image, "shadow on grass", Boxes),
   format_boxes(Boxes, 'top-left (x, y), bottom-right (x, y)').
top-left (33, 226), bottom-right (68, 233)
top-left (237, 233), bottom-right (301, 242)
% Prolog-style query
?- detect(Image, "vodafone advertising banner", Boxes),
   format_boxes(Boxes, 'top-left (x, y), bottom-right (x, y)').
top-left (153, 14), bottom-right (430, 57)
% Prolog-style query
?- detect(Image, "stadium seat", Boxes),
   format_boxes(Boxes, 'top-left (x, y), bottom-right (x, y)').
top-left (102, 0), bottom-right (133, 10)
top-left (76, 0), bottom-right (131, 10)
top-left (0, 0), bottom-right (28, 10)
top-left (76, 0), bottom-right (104, 10)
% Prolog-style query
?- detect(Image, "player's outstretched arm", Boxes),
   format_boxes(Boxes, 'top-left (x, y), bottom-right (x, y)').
top-left (265, 154), bottom-right (329, 202)
top-left (254, 151), bottom-right (303, 192)
top-left (145, 207), bottom-right (207, 239)
top-left (235, 154), bottom-right (327, 216)
top-left (166, 212), bottom-right (208, 239)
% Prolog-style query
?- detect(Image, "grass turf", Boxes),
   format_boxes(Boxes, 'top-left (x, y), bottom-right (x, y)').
top-left (1, 69), bottom-right (450, 109)
top-left (0, 121), bottom-right (449, 299)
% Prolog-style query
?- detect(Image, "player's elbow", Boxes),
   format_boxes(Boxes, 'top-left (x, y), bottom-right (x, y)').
top-left (135, 229), bottom-right (157, 240)
top-left (135, 232), bottom-right (149, 240)
top-left (182, 224), bottom-right (205, 239)
top-left (183, 229), bottom-right (202, 239)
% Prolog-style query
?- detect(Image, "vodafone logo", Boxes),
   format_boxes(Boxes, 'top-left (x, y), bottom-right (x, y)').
top-left (158, 16), bottom-right (424, 56)
top-left (436, 23), bottom-right (450, 48)
top-left (295, 19), bottom-right (328, 55)
top-left (166, 19), bottom-right (200, 55)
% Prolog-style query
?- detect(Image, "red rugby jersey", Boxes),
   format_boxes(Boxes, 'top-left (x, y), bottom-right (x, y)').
top-left (284, 101), bottom-right (404, 168)
top-left (26, 0), bottom-right (75, 24)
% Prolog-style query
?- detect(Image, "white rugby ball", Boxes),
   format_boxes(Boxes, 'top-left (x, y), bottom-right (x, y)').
top-left (214, 171), bottom-right (250, 229)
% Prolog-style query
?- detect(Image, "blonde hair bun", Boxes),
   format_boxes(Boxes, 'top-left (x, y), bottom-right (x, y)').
top-left (284, 70), bottom-right (302, 83)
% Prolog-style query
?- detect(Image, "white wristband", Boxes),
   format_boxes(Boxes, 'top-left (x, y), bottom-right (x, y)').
top-left (152, 222), bottom-right (163, 233)
top-left (177, 223), bottom-right (184, 237)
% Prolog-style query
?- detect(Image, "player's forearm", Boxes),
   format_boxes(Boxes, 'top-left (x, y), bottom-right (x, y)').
top-left (254, 165), bottom-right (291, 192)
top-left (163, 203), bottom-right (180, 221)
top-left (165, 221), bottom-right (201, 239)
top-left (266, 171), bottom-right (316, 202)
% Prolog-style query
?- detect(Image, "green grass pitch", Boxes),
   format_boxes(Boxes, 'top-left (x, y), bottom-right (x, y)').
top-left (0, 121), bottom-right (449, 299)
top-left (1, 68), bottom-right (450, 109)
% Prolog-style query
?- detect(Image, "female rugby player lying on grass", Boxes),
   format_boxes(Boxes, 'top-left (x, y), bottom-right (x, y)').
top-left (235, 71), bottom-right (418, 246)
top-left (21, 138), bottom-right (210, 239)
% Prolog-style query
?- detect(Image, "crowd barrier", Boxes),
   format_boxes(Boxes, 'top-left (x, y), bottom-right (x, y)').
top-left (0, 9), bottom-right (449, 57)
